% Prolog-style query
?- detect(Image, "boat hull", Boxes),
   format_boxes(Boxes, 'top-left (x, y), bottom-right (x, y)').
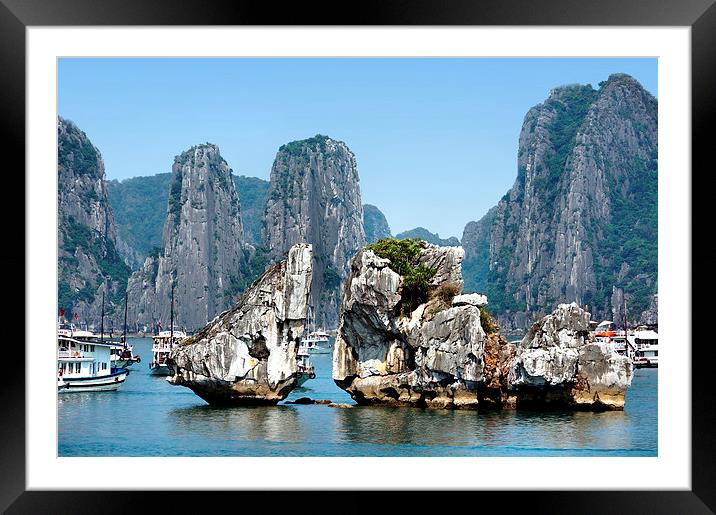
top-left (308, 347), bottom-right (331, 354)
top-left (149, 364), bottom-right (174, 376)
top-left (57, 369), bottom-right (129, 393)
top-left (296, 371), bottom-right (316, 387)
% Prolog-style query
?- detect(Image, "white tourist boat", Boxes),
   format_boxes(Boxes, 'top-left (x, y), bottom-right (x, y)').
top-left (296, 345), bottom-right (316, 386)
top-left (303, 306), bottom-right (332, 354)
top-left (149, 283), bottom-right (187, 375)
top-left (110, 342), bottom-right (141, 369)
top-left (57, 324), bottom-right (130, 392)
top-left (301, 331), bottom-right (331, 354)
top-left (110, 291), bottom-right (141, 368)
top-left (150, 330), bottom-right (187, 375)
top-left (629, 327), bottom-right (659, 368)
top-left (593, 320), bottom-right (658, 367)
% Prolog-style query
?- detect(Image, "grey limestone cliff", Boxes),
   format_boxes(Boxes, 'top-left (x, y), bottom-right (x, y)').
top-left (461, 74), bottom-right (658, 330)
top-left (57, 117), bottom-right (131, 328)
top-left (126, 144), bottom-right (253, 332)
top-left (167, 243), bottom-right (313, 405)
top-left (262, 135), bottom-right (366, 329)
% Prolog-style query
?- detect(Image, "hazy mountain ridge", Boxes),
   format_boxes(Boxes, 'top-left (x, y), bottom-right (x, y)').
top-left (395, 227), bottom-right (460, 247)
top-left (363, 204), bottom-right (391, 243)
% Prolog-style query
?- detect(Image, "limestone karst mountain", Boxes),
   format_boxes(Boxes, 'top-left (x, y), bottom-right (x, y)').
top-left (363, 204), bottom-right (392, 244)
top-left (57, 117), bottom-right (131, 328)
top-left (126, 143), bottom-right (254, 332)
top-left (262, 135), bottom-right (366, 328)
top-left (395, 227), bottom-right (460, 247)
top-left (461, 74), bottom-right (658, 331)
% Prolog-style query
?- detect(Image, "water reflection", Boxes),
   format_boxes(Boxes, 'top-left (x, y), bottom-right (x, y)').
top-left (334, 405), bottom-right (632, 452)
top-left (168, 404), bottom-right (303, 444)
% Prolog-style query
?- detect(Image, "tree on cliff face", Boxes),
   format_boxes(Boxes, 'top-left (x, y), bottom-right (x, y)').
top-left (262, 135), bottom-right (366, 328)
top-left (461, 74), bottom-right (658, 331)
top-left (57, 117), bottom-right (131, 328)
top-left (126, 143), bottom-right (254, 332)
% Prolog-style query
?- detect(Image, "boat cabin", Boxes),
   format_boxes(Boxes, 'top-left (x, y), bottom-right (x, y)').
top-left (57, 334), bottom-right (114, 379)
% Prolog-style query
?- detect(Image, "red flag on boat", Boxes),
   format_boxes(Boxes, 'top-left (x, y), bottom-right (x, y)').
top-left (59, 308), bottom-right (65, 316)
top-left (74, 313), bottom-right (78, 320)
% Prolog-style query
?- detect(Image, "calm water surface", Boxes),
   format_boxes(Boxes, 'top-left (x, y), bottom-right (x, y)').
top-left (58, 337), bottom-right (657, 456)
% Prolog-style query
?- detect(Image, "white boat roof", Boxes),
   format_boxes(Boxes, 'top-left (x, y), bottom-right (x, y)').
top-left (635, 330), bottom-right (658, 339)
top-left (58, 335), bottom-right (116, 347)
top-left (154, 330), bottom-right (187, 337)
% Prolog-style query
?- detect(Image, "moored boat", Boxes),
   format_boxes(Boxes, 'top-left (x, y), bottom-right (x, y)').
top-left (150, 329), bottom-right (187, 375)
top-left (296, 345), bottom-right (316, 386)
top-left (110, 343), bottom-right (141, 368)
top-left (110, 290), bottom-right (141, 368)
top-left (149, 282), bottom-right (186, 375)
top-left (57, 325), bottom-right (130, 392)
top-left (303, 306), bottom-right (332, 354)
top-left (629, 327), bottom-right (658, 368)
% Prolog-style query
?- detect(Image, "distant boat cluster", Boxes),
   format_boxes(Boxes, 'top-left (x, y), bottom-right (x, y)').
top-left (57, 298), bottom-right (334, 392)
top-left (593, 320), bottom-right (659, 368)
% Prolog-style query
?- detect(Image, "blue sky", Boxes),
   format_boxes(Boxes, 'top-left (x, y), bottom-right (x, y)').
top-left (58, 58), bottom-right (657, 239)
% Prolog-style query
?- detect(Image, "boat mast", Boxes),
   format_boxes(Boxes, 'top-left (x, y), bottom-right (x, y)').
top-left (623, 297), bottom-right (629, 358)
top-left (170, 281), bottom-right (175, 346)
top-left (122, 290), bottom-right (128, 345)
top-left (100, 290), bottom-right (105, 344)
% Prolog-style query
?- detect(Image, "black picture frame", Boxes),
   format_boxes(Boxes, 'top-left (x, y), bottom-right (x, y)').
top-left (3, 1), bottom-right (712, 513)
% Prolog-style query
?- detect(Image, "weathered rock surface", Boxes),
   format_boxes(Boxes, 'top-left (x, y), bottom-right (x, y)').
top-left (508, 302), bottom-right (633, 409)
top-left (126, 144), bottom-right (254, 332)
top-left (461, 74), bottom-right (658, 330)
top-left (57, 117), bottom-right (131, 327)
top-left (333, 244), bottom-right (487, 409)
top-left (262, 135), bottom-right (366, 329)
top-left (333, 244), bottom-right (633, 410)
top-left (167, 243), bottom-right (313, 405)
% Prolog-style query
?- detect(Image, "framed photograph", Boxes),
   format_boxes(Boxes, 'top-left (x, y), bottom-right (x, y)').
top-left (5, 0), bottom-right (712, 512)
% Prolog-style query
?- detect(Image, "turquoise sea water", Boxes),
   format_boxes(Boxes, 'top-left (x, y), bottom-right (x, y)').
top-left (58, 337), bottom-right (657, 457)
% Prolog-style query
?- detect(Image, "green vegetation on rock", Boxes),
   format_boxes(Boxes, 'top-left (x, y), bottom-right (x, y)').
top-left (366, 237), bottom-right (436, 315)
top-left (279, 134), bottom-right (330, 156)
top-left (479, 306), bottom-right (498, 334)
